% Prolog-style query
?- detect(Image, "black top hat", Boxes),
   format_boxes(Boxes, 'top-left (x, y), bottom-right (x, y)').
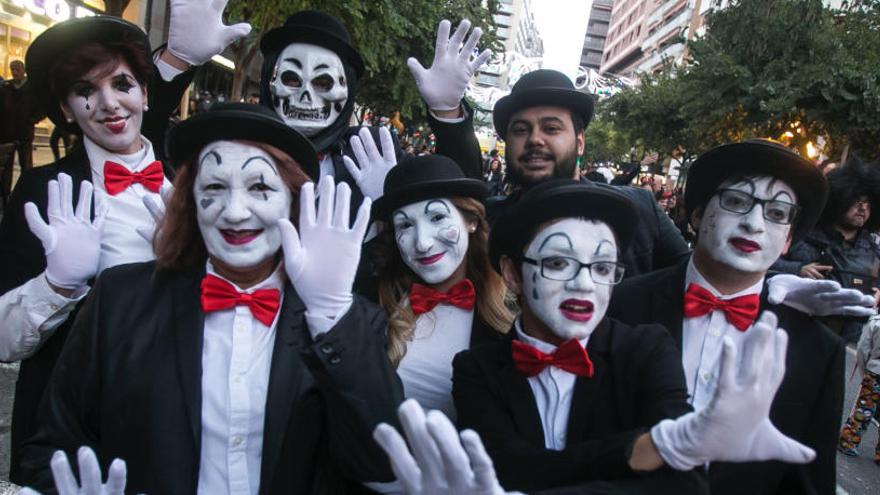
top-left (493, 69), bottom-right (595, 140)
top-left (25, 16), bottom-right (151, 130)
top-left (166, 103), bottom-right (319, 179)
top-left (372, 155), bottom-right (488, 219)
top-left (260, 10), bottom-right (365, 77)
top-left (684, 139), bottom-right (828, 243)
top-left (489, 179), bottom-right (638, 271)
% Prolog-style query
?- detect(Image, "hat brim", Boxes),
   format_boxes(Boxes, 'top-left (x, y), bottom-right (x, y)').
top-left (260, 26), bottom-right (365, 77)
top-left (26, 16), bottom-right (151, 130)
top-left (373, 179), bottom-right (488, 220)
top-left (684, 141), bottom-right (828, 243)
top-left (493, 88), bottom-right (594, 140)
top-left (489, 183), bottom-right (638, 271)
top-left (166, 108), bottom-right (319, 179)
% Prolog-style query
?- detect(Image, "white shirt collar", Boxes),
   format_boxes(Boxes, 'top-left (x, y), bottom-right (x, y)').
top-left (514, 317), bottom-right (590, 354)
top-left (685, 256), bottom-right (764, 299)
top-left (84, 134), bottom-right (156, 179)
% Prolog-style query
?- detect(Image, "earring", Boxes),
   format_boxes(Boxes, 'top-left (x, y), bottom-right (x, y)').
top-left (143, 103), bottom-right (150, 111)
top-left (468, 226), bottom-right (476, 233)
top-left (65, 116), bottom-right (74, 123)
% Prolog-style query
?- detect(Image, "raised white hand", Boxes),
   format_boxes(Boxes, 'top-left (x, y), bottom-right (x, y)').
top-left (407, 19), bottom-right (492, 111)
top-left (343, 126), bottom-right (397, 201)
top-left (18, 446), bottom-right (127, 495)
top-left (167, 0), bottom-right (252, 66)
top-left (278, 178), bottom-right (370, 319)
top-left (24, 173), bottom-right (105, 290)
top-left (137, 184), bottom-right (174, 243)
top-left (651, 311), bottom-right (816, 470)
top-left (373, 399), bottom-right (518, 495)
top-left (767, 274), bottom-right (876, 317)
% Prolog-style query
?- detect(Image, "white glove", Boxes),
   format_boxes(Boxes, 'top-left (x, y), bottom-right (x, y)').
top-left (767, 274), bottom-right (876, 317)
top-left (18, 446), bottom-right (127, 495)
top-left (279, 178), bottom-right (370, 319)
top-left (650, 311), bottom-right (816, 470)
top-left (137, 184), bottom-right (174, 243)
top-left (167, 0), bottom-right (252, 66)
top-left (407, 19), bottom-right (492, 111)
top-left (24, 174), bottom-right (105, 290)
top-left (343, 126), bottom-right (397, 201)
top-left (373, 399), bottom-right (519, 495)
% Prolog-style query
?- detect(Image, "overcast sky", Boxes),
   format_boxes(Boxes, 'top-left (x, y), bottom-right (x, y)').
top-left (532, 0), bottom-right (593, 79)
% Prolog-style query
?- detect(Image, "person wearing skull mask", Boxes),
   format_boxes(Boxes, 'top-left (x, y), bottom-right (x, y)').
top-left (259, 13), bottom-right (490, 206)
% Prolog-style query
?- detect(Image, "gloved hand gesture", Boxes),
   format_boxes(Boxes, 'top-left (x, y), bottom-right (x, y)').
top-left (24, 173), bottom-right (105, 290)
top-left (650, 311), bottom-right (816, 470)
top-left (137, 184), bottom-right (174, 243)
top-left (167, 0), bottom-right (252, 66)
top-left (279, 178), bottom-right (370, 319)
top-left (373, 399), bottom-right (519, 495)
top-left (343, 126), bottom-right (397, 201)
top-left (19, 446), bottom-right (127, 495)
top-left (407, 19), bottom-right (492, 112)
top-left (767, 274), bottom-right (876, 317)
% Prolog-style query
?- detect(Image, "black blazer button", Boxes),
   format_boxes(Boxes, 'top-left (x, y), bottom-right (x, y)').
top-left (320, 343), bottom-right (334, 354)
top-left (329, 354), bottom-right (342, 365)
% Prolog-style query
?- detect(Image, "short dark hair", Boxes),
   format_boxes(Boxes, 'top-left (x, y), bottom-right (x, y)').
top-left (10, 60), bottom-right (24, 69)
top-left (571, 110), bottom-right (586, 136)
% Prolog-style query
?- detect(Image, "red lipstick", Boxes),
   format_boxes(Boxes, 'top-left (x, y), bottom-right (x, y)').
top-left (729, 237), bottom-right (761, 253)
top-left (220, 229), bottom-right (262, 245)
top-left (559, 299), bottom-right (594, 322)
top-left (417, 252), bottom-right (445, 265)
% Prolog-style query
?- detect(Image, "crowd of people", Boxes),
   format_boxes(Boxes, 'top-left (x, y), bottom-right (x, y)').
top-left (1, 1), bottom-right (879, 494)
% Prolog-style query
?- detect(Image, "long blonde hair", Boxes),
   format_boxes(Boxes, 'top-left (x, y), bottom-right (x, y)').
top-left (374, 197), bottom-right (514, 366)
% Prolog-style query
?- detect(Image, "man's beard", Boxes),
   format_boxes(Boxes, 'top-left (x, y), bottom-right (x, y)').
top-left (506, 146), bottom-right (579, 189)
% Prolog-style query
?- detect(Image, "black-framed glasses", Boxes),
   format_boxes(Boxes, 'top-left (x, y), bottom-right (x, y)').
top-left (717, 189), bottom-right (800, 225)
top-left (520, 255), bottom-right (626, 285)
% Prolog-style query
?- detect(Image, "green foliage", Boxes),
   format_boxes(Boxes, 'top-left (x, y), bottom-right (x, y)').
top-left (225, 0), bottom-right (500, 126)
top-left (603, 0), bottom-right (880, 161)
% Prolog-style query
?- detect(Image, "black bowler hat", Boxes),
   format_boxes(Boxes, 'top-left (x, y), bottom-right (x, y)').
top-left (684, 139), bottom-right (828, 243)
top-left (260, 10), bottom-right (365, 77)
top-left (25, 16), bottom-right (150, 131)
top-left (493, 69), bottom-right (595, 140)
top-left (166, 103), bottom-right (319, 179)
top-left (373, 155), bottom-right (488, 219)
top-left (489, 180), bottom-right (638, 271)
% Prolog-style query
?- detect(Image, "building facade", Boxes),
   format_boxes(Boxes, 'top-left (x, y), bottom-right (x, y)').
top-left (475, 0), bottom-right (543, 91)
top-left (580, 0), bottom-right (614, 72)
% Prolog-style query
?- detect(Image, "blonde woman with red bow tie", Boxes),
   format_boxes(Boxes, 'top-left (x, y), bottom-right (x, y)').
top-left (368, 154), bottom-right (514, 422)
top-left (17, 102), bottom-right (403, 494)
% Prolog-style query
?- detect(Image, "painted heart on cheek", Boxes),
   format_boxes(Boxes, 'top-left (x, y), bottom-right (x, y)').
top-left (200, 198), bottom-right (215, 210)
top-left (439, 226), bottom-right (460, 245)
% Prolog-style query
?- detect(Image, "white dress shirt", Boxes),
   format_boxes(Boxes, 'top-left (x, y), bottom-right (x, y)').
top-left (515, 318), bottom-right (590, 451)
top-left (682, 258), bottom-right (764, 410)
top-left (397, 302), bottom-right (474, 420)
top-left (197, 263), bottom-right (284, 495)
top-left (84, 135), bottom-right (171, 273)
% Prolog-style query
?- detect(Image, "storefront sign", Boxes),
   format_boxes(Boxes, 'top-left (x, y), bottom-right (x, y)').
top-left (6, 0), bottom-right (97, 22)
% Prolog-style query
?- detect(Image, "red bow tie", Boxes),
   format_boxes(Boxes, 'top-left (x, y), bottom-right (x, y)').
top-left (200, 275), bottom-right (281, 327)
top-left (409, 279), bottom-right (475, 315)
top-left (683, 283), bottom-right (759, 331)
top-left (103, 160), bottom-right (164, 195)
top-left (512, 338), bottom-right (594, 378)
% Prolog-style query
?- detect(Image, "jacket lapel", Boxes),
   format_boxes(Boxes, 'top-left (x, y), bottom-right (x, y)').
top-left (566, 319), bottom-right (610, 441)
top-left (469, 315), bottom-right (504, 349)
top-left (652, 261), bottom-right (689, 346)
top-left (171, 266), bottom-right (207, 448)
top-left (497, 333), bottom-right (546, 446)
top-left (260, 283), bottom-right (309, 489)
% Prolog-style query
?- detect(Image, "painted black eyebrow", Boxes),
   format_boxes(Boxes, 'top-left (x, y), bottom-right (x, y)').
top-left (538, 232), bottom-right (574, 252)
top-left (199, 150), bottom-right (222, 167)
top-left (284, 58), bottom-right (303, 68)
top-left (594, 239), bottom-right (615, 255)
top-left (770, 190), bottom-right (795, 202)
top-left (314, 63), bottom-right (329, 70)
top-left (241, 156), bottom-right (279, 176)
top-left (392, 211), bottom-right (410, 221)
top-left (424, 200), bottom-right (451, 214)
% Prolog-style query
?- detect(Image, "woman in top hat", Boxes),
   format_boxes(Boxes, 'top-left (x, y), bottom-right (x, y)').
top-left (367, 155), bottom-right (514, 419)
top-left (18, 102), bottom-right (403, 494)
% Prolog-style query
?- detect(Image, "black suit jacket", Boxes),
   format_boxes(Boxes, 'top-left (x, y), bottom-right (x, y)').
top-left (485, 182), bottom-right (690, 279)
top-left (609, 261), bottom-right (844, 495)
top-left (452, 318), bottom-right (706, 494)
top-left (18, 261), bottom-right (402, 494)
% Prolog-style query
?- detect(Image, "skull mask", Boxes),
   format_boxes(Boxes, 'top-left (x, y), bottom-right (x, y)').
top-left (270, 43), bottom-right (348, 136)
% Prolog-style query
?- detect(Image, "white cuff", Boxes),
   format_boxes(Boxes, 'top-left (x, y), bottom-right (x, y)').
top-left (155, 56), bottom-right (185, 82)
top-left (429, 106), bottom-right (469, 124)
top-left (304, 301), bottom-right (353, 339)
top-left (650, 417), bottom-right (702, 471)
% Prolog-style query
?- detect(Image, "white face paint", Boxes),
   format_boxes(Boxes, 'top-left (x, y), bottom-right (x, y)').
top-left (521, 219), bottom-right (617, 341)
top-left (194, 141), bottom-right (293, 270)
top-left (270, 43), bottom-right (348, 136)
top-left (393, 199), bottom-right (469, 285)
top-left (63, 59), bottom-right (145, 154)
top-left (695, 175), bottom-right (795, 273)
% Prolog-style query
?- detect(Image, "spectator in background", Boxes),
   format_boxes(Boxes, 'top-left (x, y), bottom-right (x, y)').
top-left (485, 156), bottom-right (504, 195)
top-left (839, 314), bottom-right (880, 465)
top-left (771, 155), bottom-right (880, 342)
top-left (0, 60), bottom-right (45, 198)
